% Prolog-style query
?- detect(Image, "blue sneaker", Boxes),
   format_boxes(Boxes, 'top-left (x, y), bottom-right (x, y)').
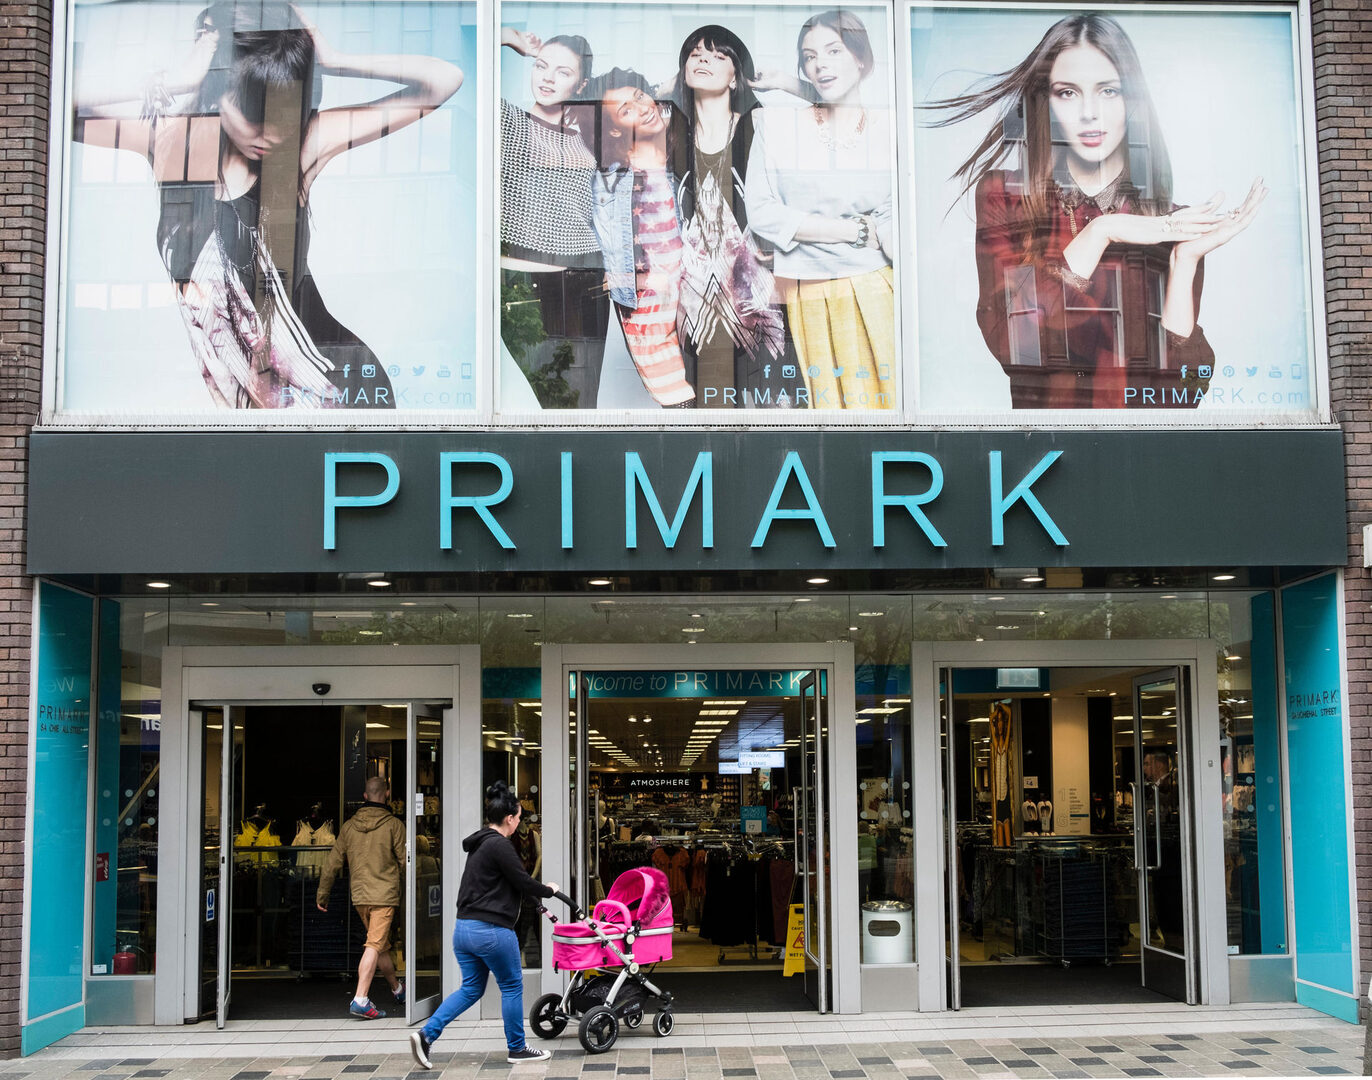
top-left (350, 998), bottom-right (385, 1020)
top-left (392, 979), bottom-right (405, 1005)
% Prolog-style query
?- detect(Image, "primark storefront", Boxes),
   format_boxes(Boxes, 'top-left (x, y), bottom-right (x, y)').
top-left (20, 0), bottom-right (1360, 1057)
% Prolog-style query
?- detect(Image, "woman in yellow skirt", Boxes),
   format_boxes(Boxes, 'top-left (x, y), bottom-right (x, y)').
top-left (744, 9), bottom-right (894, 410)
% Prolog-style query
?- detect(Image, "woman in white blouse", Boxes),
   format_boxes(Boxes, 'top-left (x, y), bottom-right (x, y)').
top-left (744, 9), bottom-right (893, 410)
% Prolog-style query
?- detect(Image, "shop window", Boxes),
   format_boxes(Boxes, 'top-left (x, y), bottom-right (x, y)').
top-left (482, 691), bottom-right (545, 969)
top-left (90, 599), bottom-right (159, 976)
top-left (852, 599), bottom-right (915, 964)
top-left (1214, 594), bottom-right (1287, 955)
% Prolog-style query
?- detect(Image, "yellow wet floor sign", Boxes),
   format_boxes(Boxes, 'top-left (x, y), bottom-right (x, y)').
top-left (782, 904), bottom-right (805, 976)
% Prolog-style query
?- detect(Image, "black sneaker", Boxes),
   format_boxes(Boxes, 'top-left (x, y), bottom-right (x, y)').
top-left (409, 1030), bottom-right (433, 1070)
top-left (507, 1046), bottom-right (552, 1064)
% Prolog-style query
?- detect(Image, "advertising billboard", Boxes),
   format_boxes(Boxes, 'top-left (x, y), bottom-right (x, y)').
top-left (910, 3), bottom-right (1317, 415)
top-left (498, 0), bottom-right (899, 412)
top-left (61, 0), bottom-right (477, 415)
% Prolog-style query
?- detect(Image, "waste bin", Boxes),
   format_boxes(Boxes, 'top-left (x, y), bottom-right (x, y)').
top-left (861, 900), bottom-right (912, 964)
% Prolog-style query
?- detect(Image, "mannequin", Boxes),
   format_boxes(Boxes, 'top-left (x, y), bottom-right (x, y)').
top-left (293, 801), bottom-right (336, 870)
top-left (989, 702), bottom-right (1013, 847)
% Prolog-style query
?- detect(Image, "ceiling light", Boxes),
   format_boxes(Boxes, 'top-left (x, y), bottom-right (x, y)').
top-left (704, 701), bottom-right (747, 706)
top-left (682, 626), bottom-right (705, 633)
top-left (627, 715), bottom-right (638, 723)
top-left (506, 612), bottom-right (534, 619)
top-left (588, 578), bottom-right (612, 586)
top-left (849, 626), bottom-right (859, 631)
top-left (794, 598), bottom-right (813, 603)
top-left (366, 579), bottom-right (391, 588)
top-left (987, 595), bottom-right (1005, 601)
top-left (807, 576), bottom-right (830, 585)
top-left (201, 601), bottom-right (219, 607)
top-left (1160, 594), bottom-right (1177, 600)
top-left (857, 611), bottom-right (884, 618)
top-left (1022, 575), bottom-right (1044, 583)
top-left (358, 629), bottom-right (382, 636)
top-left (1213, 573), bottom-right (1236, 582)
top-left (1225, 652), bottom-right (1241, 662)
top-left (400, 601), bottom-right (417, 606)
top-left (146, 581), bottom-right (171, 589)
top-left (642, 715), bottom-right (652, 723)
top-left (365, 722), bottom-right (389, 729)
top-left (859, 707), bottom-right (902, 715)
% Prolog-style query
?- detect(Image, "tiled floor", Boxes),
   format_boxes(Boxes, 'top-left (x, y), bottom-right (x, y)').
top-left (17, 1003), bottom-right (1363, 1077)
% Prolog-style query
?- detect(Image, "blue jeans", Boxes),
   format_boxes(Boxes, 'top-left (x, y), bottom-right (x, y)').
top-left (421, 919), bottom-right (526, 1051)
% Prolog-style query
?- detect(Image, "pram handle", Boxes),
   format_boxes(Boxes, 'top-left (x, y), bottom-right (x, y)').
top-left (542, 890), bottom-right (584, 921)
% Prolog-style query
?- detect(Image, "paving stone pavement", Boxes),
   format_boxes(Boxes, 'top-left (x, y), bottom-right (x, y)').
top-left (12, 1020), bottom-right (1365, 1080)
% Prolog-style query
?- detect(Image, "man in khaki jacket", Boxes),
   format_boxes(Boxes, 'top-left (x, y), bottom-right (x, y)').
top-left (317, 776), bottom-right (407, 1019)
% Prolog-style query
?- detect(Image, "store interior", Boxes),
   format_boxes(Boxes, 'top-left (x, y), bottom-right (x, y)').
top-left (201, 703), bottom-right (444, 1021)
top-left (946, 666), bottom-right (1190, 1006)
top-left (513, 674), bottom-right (915, 1013)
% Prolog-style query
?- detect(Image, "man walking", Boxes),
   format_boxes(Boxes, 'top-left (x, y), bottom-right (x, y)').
top-left (318, 776), bottom-right (407, 1019)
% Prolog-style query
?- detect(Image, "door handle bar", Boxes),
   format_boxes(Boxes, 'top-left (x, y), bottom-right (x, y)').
top-left (1128, 782), bottom-right (1139, 870)
top-left (1149, 782), bottom-right (1162, 871)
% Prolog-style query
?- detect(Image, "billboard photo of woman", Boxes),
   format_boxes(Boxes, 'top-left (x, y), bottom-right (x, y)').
top-left (62, 0), bottom-right (476, 415)
top-left (911, 4), bottom-right (1317, 416)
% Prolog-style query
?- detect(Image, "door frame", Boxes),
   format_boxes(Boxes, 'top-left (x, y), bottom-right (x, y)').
top-left (910, 638), bottom-right (1227, 1012)
top-left (1132, 668), bottom-right (1196, 1003)
top-left (155, 645), bottom-right (481, 1027)
top-left (539, 642), bottom-right (860, 1014)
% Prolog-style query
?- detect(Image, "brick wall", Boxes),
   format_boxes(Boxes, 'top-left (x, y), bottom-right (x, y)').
top-left (0, 0), bottom-right (48, 1059)
top-left (1313, 0), bottom-right (1372, 1022)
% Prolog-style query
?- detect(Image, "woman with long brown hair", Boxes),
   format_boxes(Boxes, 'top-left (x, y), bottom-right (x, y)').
top-left (927, 12), bottom-right (1264, 409)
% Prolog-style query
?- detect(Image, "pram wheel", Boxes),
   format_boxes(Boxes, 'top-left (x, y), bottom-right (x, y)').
top-left (623, 1004), bottom-right (643, 1029)
top-left (653, 1011), bottom-right (674, 1037)
top-left (578, 1004), bottom-right (619, 1053)
top-left (530, 993), bottom-right (567, 1039)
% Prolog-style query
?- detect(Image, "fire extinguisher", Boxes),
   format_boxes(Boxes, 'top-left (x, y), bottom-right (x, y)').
top-left (112, 951), bottom-right (137, 975)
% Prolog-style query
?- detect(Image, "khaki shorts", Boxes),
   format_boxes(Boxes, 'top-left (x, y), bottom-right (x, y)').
top-left (354, 904), bottom-right (396, 953)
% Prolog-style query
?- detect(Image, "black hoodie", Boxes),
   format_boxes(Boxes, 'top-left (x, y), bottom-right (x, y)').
top-left (456, 827), bottom-right (555, 929)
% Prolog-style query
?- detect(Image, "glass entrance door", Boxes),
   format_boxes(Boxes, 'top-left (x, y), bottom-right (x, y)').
top-left (1132, 670), bottom-right (1197, 1003)
top-left (196, 706), bottom-right (238, 1028)
top-left (799, 671), bottom-right (829, 1012)
top-left (405, 704), bottom-right (447, 1022)
top-left (938, 668), bottom-right (961, 1010)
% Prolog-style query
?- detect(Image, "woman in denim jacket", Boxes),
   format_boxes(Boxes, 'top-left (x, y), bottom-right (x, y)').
top-left (588, 68), bottom-right (696, 408)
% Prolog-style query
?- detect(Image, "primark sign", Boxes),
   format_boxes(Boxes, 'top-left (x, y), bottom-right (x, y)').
top-left (27, 430), bottom-right (1346, 573)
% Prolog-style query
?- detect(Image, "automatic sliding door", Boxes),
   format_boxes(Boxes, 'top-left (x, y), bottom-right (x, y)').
top-left (196, 708), bottom-right (222, 1022)
top-left (1132, 669), bottom-right (1197, 1003)
top-left (939, 668), bottom-right (960, 1010)
top-left (406, 704), bottom-right (446, 1022)
top-left (799, 671), bottom-right (829, 1012)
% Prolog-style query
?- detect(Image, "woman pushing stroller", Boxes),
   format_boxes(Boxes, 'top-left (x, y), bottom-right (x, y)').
top-left (410, 781), bottom-right (559, 1068)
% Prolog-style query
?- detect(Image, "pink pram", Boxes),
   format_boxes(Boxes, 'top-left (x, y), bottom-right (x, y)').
top-left (530, 868), bottom-right (677, 1053)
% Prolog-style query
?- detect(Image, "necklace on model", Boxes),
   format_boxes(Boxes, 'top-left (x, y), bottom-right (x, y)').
top-left (813, 104), bottom-right (866, 151)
